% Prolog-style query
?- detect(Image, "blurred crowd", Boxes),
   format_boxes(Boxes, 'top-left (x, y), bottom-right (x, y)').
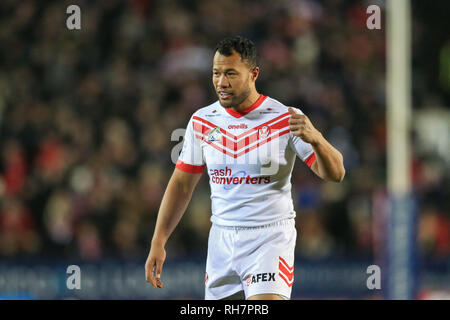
top-left (0, 0), bottom-right (449, 262)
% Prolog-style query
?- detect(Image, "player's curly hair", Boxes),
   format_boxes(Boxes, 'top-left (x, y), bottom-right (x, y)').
top-left (214, 35), bottom-right (259, 69)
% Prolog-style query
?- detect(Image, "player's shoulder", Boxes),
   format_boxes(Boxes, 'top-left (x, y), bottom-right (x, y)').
top-left (264, 96), bottom-right (305, 115)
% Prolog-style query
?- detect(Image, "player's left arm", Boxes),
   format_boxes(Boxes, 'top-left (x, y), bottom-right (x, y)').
top-left (288, 107), bottom-right (345, 182)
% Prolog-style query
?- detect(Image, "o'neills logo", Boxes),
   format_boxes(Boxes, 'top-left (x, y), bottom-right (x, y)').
top-left (209, 167), bottom-right (271, 185)
top-left (228, 124), bottom-right (248, 129)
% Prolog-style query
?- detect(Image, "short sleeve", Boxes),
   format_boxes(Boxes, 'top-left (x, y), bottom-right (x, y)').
top-left (175, 115), bottom-right (206, 173)
top-left (288, 107), bottom-right (316, 167)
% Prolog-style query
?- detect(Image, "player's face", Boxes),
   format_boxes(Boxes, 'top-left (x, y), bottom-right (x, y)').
top-left (212, 50), bottom-right (257, 108)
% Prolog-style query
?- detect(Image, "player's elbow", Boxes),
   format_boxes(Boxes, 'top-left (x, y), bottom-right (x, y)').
top-left (326, 166), bottom-right (345, 183)
top-left (332, 154), bottom-right (345, 182)
top-left (336, 167), bottom-right (345, 182)
top-left (334, 164), bottom-right (345, 182)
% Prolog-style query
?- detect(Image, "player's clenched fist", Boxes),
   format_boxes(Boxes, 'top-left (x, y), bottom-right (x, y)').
top-left (288, 107), bottom-right (322, 145)
top-left (145, 243), bottom-right (166, 288)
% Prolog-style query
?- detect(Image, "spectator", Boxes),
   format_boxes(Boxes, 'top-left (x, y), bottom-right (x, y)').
top-left (0, 0), bottom-right (447, 262)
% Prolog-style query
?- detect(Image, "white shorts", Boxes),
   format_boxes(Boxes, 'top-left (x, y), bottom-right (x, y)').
top-left (204, 218), bottom-right (296, 300)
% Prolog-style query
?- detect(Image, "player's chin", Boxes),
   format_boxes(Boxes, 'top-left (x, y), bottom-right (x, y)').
top-left (219, 98), bottom-right (234, 108)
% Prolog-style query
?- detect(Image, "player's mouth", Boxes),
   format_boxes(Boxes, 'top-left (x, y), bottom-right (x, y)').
top-left (218, 91), bottom-right (233, 99)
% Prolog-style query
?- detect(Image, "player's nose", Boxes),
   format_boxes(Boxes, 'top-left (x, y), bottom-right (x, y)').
top-left (217, 74), bottom-right (230, 88)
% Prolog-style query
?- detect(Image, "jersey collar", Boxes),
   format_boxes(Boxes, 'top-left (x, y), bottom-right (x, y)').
top-left (224, 94), bottom-right (267, 118)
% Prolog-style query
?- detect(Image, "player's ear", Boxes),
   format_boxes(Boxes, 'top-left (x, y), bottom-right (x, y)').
top-left (250, 66), bottom-right (259, 82)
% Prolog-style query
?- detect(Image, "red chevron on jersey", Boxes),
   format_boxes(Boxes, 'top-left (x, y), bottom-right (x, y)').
top-left (193, 112), bottom-right (290, 140)
top-left (197, 129), bottom-right (291, 159)
top-left (192, 113), bottom-right (290, 158)
top-left (279, 256), bottom-right (294, 287)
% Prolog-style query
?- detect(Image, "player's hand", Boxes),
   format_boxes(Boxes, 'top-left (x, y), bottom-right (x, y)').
top-left (145, 243), bottom-right (166, 288)
top-left (288, 107), bottom-right (322, 145)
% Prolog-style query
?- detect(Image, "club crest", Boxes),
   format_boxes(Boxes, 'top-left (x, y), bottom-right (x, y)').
top-left (258, 126), bottom-right (270, 139)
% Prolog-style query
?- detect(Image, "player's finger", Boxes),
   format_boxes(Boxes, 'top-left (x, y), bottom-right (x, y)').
top-left (288, 107), bottom-right (297, 116)
top-left (291, 126), bottom-right (306, 138)
top-left (289, 107), bottom-right (306, 119)
top-left (146, 258), bottom-right (157, 287)
top-left (156, 277), bottom-right (163, 288)
top-left (288, 107), bottom-right (301, 118)
top-left (155, 259), bottom-right (164, 288)
top-left (289, 116), bottom-right (299, 124)
top-left (289, 123), bottom-right (305, 131)
top-left (289, 117), bottom-right (306, 126)
top-left (146, 268), bottom-right (155, 288)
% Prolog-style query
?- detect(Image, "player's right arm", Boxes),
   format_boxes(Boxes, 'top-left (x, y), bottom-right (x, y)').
top-left (145, 167), bottom-right (203, 288)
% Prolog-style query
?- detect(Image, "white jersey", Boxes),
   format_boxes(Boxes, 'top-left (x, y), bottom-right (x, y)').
top-left (176, 95), bottom-right (316, 227)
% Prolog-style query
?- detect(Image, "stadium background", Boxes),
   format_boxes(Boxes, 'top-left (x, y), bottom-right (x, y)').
top-left (0, 0), bottom-right (449, 299)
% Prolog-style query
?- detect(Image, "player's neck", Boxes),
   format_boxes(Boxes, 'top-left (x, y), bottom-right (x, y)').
top-left (232, 91), bottom-right (261, 112)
